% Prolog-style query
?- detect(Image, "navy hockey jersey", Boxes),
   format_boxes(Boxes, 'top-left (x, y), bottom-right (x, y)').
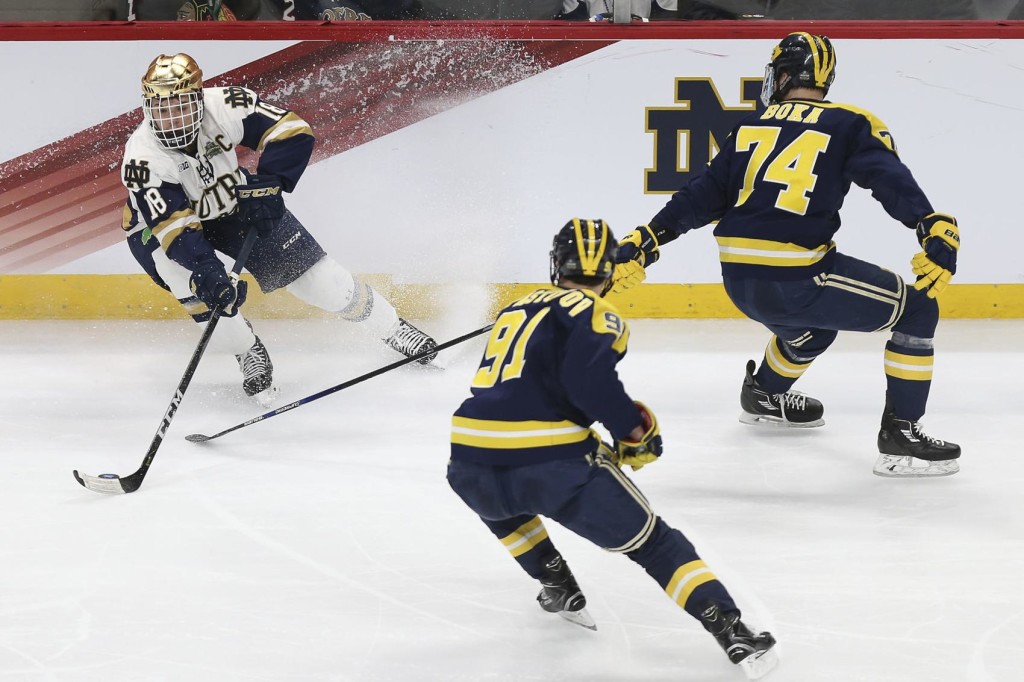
top-left (451, 286), bottom-right (641, 465)
top-left (652, 99), bottom-right (935, 280)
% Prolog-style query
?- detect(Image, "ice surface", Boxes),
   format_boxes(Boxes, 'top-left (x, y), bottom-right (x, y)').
top-left (1, 318), bottom-right (1020, 682)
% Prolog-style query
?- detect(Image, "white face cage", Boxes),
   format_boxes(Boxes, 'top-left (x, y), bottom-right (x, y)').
top-left (759, 63), bottom-right (776, 107)
top-left (143, 91), bottom-right (204, 150)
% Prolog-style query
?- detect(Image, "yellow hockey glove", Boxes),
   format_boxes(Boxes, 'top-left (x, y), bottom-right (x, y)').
top-left (611, 224), bottom-right (660, 294)
top-left (911, 212), bottom-right (959, 299)
top-left (615, 401), bottom-right (663, 471)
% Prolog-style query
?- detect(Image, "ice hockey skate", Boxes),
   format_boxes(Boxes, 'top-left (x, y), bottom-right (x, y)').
top-left (236, 335), bottom-right (279, 407)
top-left (739, 360), bottom-right (824, 428)
top-left (536, 554), bottom-right (596, 631)
top-left (700, 602), bottom-right (778, 680)
top-left (384, 318), bottom-right (438, 366)
top-left (874, 409), bottom-right (960, 477)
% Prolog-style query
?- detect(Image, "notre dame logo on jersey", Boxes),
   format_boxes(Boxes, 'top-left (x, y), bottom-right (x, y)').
top-left (123, 159), bottom-right (151, 190)
top-left (646, 78), bottom-right (764, 193)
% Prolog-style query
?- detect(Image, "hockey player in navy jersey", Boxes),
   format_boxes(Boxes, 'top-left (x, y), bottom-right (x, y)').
top-left (447, 218), bottom-right (778, 680)
top-left (121, 53), bottom-right (437, 406)
top-left (613, 33), bottom-right (961, 477)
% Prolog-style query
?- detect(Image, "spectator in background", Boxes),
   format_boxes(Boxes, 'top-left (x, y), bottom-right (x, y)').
top-left (418, 1), bottom-right (561, 18)
top-left (135, 0), bottom-right (265, 19)
top-left (275, 0), bottom-right (423, 19)
top-left (0, 0), bottom-right (127, 19)
top-left (557, 1), bottom-right (676, 20)
top-left (164, 0), bottom-right (423, 20)
top-left (678, 0), bottom-right (746, 19)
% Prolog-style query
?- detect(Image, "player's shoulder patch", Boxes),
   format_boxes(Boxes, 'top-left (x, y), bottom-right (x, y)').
top-left (586, 293), bottom-right (629, 353)
top-left (207, 85), bottom-right (258, 116)
top-left (120, 130), bottom-right (178, 191)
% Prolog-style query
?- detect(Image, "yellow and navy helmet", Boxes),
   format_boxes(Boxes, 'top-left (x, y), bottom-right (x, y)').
top-left (760, 32), bottom-right (836, 106)
top-left (141, 53), bottom-right (205, 149)
top-left (549, 218), bottom-right (617, 289)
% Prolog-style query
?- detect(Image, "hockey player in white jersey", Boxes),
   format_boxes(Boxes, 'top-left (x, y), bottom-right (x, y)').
top-left (121, 53), bottom-right (437, 405)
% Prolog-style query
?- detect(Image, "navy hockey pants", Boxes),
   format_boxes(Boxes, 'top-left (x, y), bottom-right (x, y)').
top-left (447, 453), bottom-right (739, 621)
top-left (128, 208), bottom-right (326, 295)
top-left (724, 252), bottom-right (940, 421)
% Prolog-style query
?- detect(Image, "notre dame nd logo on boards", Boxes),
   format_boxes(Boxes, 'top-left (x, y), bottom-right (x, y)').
top-left (645, 78), bottom-right (764, 193)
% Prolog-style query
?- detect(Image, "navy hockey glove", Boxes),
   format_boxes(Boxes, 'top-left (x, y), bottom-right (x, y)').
top-left (189, 256), bottom-right (247, 317)
top-left (614, 401), bottom-right (663, 471)
top-left (236, 175), bottom-right (285, 239)
top-left (911, 212), bottom-right (959, 299)
top-left (611, 224), bottom-right (660, 294)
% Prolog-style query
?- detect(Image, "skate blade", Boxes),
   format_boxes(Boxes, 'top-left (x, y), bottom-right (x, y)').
top-left (252, 385), bottom-right (280, 408)
top-left (872, 454), bottom-right (960, 478)
top-left (739, 412), bottom-right (824, 429)
top-left (739, 647), bottom-right (779, 680)
top-left (557, 607), bottom-right (597, 631)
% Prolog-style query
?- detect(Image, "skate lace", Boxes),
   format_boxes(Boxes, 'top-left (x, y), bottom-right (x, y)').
top-left (388, 321), bottom-right (430, 355)
top-left (779, 391), bottom-right (807, 411)
top-left (911, 421), bottom-right (944, 445)
top-left (238, 343), bottom-right (269, 380)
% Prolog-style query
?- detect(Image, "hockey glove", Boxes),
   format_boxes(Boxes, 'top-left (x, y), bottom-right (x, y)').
top-left (189, 256), bottom-right (247, 317)
top-left (911, 212), bottom-right (959, 299)
top-left (236, 175), bottom-right (285, 239)
top-left (615, 401), bottom-right (663, 471)
top-left (611, 224), bottom-right (660, 294)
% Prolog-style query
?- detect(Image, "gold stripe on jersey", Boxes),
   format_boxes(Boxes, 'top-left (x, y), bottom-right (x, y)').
top-left (764, 335), bottom-right (812, 379)
top-left (121, 204), bottom-right (135, 231)
top-left (257, 112), bottom-right (313, 152)
top-left (153, 209), bottom-right (203, 250)
top-left (500, 516), bottom-right (549, 558)
top-left (884, 350), bottom-right (933, 381)
top-left (666, 560), bottom-right (718, 609)
top-left (716, 236), bottom-right (834, 267)
top-left (451, 416), bottom-right (591, 449)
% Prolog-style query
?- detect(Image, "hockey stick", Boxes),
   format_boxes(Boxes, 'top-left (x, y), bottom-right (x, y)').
top-left (185, 323), bottom-right (495, 444)
top-left (73, 228), bottom-right (259, 495)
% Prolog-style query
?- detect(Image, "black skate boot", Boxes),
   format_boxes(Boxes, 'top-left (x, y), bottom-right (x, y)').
top-left (384, 318), bottom-right (438, 365)
top-left (235, 336), bottom-right (279, 407)
top-left (700, 602), bottom-right (779, 680)
top-left (536, 554), bottom-right (596, 631)
top-left (874, 409), bottom-right (960, 477)
top-left (739, 360), bottom-right (824, 428)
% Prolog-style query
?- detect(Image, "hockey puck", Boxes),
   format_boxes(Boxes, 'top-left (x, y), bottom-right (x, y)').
top-left (98, 473), bottom-right (119, 479)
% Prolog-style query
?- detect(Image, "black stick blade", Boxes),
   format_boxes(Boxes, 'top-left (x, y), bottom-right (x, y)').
top-left (184, 433), bottom-right (211, 443)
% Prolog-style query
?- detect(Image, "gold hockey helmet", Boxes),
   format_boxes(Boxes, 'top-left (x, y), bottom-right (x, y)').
top-left (141, 53), bottom-right (205, 150)
top-left (141, 53), bottom-right (204, 98)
